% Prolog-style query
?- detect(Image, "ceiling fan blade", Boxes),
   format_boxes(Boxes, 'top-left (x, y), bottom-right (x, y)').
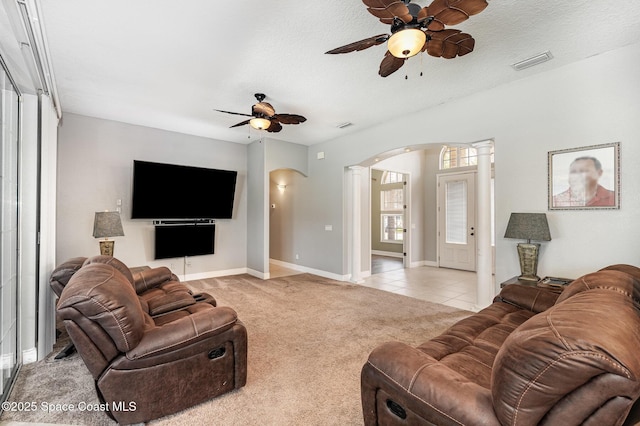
top-left (426, 0), bottom-right (488, 26)
top-left (325, 34), bottom-right (389, 54)
top-left (365, 1), bottom-right (413, 24)
top-left (273, 114), bottom-right (307, 125)
top-left (265, 121), bottom-right (283, 133)
top-left (230, 119), bottom-right (251, 128)
top-left (424, 29), bottom-right (475, 58)
top-left (379, 51), bottom-right (406, 77)
top-left (417, 7), bottom-right (445, 30)
top-left (253, 102), bottom-right (276, 117)
top-left (214, 109), bottom-right (253, 117)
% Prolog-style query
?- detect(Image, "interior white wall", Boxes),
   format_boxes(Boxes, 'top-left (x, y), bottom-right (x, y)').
top-left (295, 42), bottom-right (640, 281)
top-left (56, 113), bottom-right (248, 278)
top-left (246, 139), bottom-right (267, 276)
top-left (37, 94), bottom-right (59, 359)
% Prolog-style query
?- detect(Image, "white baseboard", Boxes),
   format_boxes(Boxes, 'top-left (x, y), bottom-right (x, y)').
top-left (179, 262), bottom-right (351, 283)
top-left (269, 259), bottom-right (349, 281)
top-left (409, 260), bottom-right (438, 268)
top-left (183, 267), bottom-right (248, 282)
top-left (371, 250), bottom-right (404, 258)
top-left (247, 268), bottom-right (270, 280)
top-left (23, 347), bottom-right (38, 364)
top-left (0, 352), bottom-right (15, 369)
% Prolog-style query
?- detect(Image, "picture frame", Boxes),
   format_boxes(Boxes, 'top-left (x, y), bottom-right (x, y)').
top-left (548, 142), bottom-right (620, 210)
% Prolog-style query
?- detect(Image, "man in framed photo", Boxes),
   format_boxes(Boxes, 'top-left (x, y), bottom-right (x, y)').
top-left (552, 156), bottom-right (615, 207)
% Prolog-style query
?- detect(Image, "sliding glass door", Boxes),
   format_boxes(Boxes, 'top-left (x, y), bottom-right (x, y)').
top-left (0, 56), bottom-right (20, 403)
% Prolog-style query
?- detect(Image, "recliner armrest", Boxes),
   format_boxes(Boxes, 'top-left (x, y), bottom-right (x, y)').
top-left (126, 306), bottom-right (238, 359)
top-left (495, 284), bottom-right (559, 313)
top-left (362, 341), bottom-right (500, 426)
top-left (132, 266), bottom-right (181, 294)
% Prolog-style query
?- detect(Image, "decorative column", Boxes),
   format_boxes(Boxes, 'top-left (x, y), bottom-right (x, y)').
top-left (473, 140), bottom-right (494, 309)
top-left (349, 166), bottom-right (364, 283)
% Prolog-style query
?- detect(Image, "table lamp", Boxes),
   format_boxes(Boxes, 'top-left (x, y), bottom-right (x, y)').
top-left (93, 211), bottom-right (124, 256)
top-left (504, 213), bottom-right (551, 281)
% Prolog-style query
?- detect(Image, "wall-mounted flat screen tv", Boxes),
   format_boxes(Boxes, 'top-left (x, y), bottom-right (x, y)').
top-left (131, 160), bottom-right (237, 219)
top-left (155, 224), bottom-right (215, 259)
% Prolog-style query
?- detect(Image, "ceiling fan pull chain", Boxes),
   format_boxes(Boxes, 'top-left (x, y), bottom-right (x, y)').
top-left (420, 52), bottom-right (424, 77)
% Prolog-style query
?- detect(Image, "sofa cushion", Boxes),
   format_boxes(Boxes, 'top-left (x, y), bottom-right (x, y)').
top-left (139, 280), bottom-right (196, 316)
top-left (492, 286), bottom-right (640, 425)
top-left (416, 300), bottom-right (538, 389)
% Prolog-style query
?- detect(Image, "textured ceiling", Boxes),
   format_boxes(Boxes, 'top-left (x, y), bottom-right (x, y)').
top-left (40, 0), bottom-right (640, 146)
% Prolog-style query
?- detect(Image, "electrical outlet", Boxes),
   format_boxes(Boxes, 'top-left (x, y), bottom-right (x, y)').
top-left (295, 254), bottom-right (299, 260)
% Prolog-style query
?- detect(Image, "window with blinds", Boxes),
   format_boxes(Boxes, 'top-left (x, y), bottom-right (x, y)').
top-left (445, 180), bottom-right (467, 244)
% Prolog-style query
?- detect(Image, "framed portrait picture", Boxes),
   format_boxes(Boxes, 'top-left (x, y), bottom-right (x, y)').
top-left (548, 142), bottom-right (620, 210)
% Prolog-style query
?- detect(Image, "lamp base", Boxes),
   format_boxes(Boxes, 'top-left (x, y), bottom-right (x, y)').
top-left (99, 240), bottom-right (115, 256)
top-left (516, 242), bottom-right (541, 281)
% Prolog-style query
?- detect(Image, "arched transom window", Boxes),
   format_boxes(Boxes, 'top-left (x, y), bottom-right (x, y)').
top-left (440, 145), bottom-right (494, 170)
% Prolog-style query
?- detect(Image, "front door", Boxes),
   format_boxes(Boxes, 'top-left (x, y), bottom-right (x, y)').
top-left (437, 172), bottom-right (476, 271)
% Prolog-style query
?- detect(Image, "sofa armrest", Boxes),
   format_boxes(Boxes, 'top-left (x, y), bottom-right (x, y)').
top-left (362, 341), bottom-right (500, 426)
top-left (126, 306), bottom-right (238, 359)
top-left (495, 284), bottom-right (559, 313)
top-left (132, 267), bottom-right (182, 294)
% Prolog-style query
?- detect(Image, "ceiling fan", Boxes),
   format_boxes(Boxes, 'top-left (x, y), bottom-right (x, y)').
top-left (215, 93), bottom-right (307, 133)
top-left (325, 0), bottom-right (488, 77)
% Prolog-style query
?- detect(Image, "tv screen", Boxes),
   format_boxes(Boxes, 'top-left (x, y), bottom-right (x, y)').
top-left (131, 160), bottom-right (237, 219)
top-left (155, 224), bottom-right (215, 259)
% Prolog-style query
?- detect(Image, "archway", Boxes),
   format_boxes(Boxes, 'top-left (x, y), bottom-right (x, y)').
top-left (268, 168), bottom-right (307, 278)
top-left (346, 140), bottom-right (494, 310)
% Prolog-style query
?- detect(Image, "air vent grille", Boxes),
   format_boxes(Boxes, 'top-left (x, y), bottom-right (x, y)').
top-left (511, 51), bottom-right (553, 71)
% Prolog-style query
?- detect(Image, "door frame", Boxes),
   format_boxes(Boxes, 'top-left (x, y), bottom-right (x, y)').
top-left (367, 167), bottom-right (412, 272)
top-left (436, 170), bottom-right (477, 271)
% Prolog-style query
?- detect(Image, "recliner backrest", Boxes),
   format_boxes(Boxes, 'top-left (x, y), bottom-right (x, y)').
top-left (83, 255), bottom-right (135, 286)
top-left (492, 270), bottom-right (640, 425)
top-left (49, 256), bottom-right (87, 297)
top-left (58, 263), bottom-right (150, 377)
top-left (555, 268), bottom-right (640, 307)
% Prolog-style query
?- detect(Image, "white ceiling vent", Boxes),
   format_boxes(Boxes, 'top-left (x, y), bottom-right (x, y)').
top-left (337, 122), bottom-right (353, 129)
top-left (511, 51), bottom-right (553, 71)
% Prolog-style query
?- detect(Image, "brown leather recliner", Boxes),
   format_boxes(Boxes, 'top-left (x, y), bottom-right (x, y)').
top-left (57, 262), bottom-right (247, 424)
top-left (362, 266), bottom-right (640, 425)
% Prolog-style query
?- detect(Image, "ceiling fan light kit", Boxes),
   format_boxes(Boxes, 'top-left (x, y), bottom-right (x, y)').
top-left (215, 93), bottom-right (306, 133)
top-left (249, 117), bottom-right (271, 130)
top-left (388, 28), bottom-right (426, 58)
top-left (325, 0), bottom-right (489, 77)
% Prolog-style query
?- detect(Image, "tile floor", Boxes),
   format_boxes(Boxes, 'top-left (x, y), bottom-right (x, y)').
top-left (360, 263), bottom-right (481, 311)
top-left (269, 257), bottom-right (489, 312)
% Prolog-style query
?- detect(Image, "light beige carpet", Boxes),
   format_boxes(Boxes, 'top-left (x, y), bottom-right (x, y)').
top-left (1, 273), bottom-right (471, 426)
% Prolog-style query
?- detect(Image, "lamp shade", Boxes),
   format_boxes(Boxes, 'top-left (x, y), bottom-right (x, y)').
top-left (504, 213), bottom-right (551, 242)
top-left (250, 117), bottom-right (271, 130)
top-left (388, 28), bottom-right (427, 58)
top-left (93, 211), bottom-right (124, 238)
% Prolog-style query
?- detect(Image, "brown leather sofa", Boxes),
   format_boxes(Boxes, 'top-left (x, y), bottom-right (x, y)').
top-left (51, 255), bottom-right (217, 314)
top-left (57, 260), bottom-right (247, 424)
top-left (361, 265), bottom-right (640, 425)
